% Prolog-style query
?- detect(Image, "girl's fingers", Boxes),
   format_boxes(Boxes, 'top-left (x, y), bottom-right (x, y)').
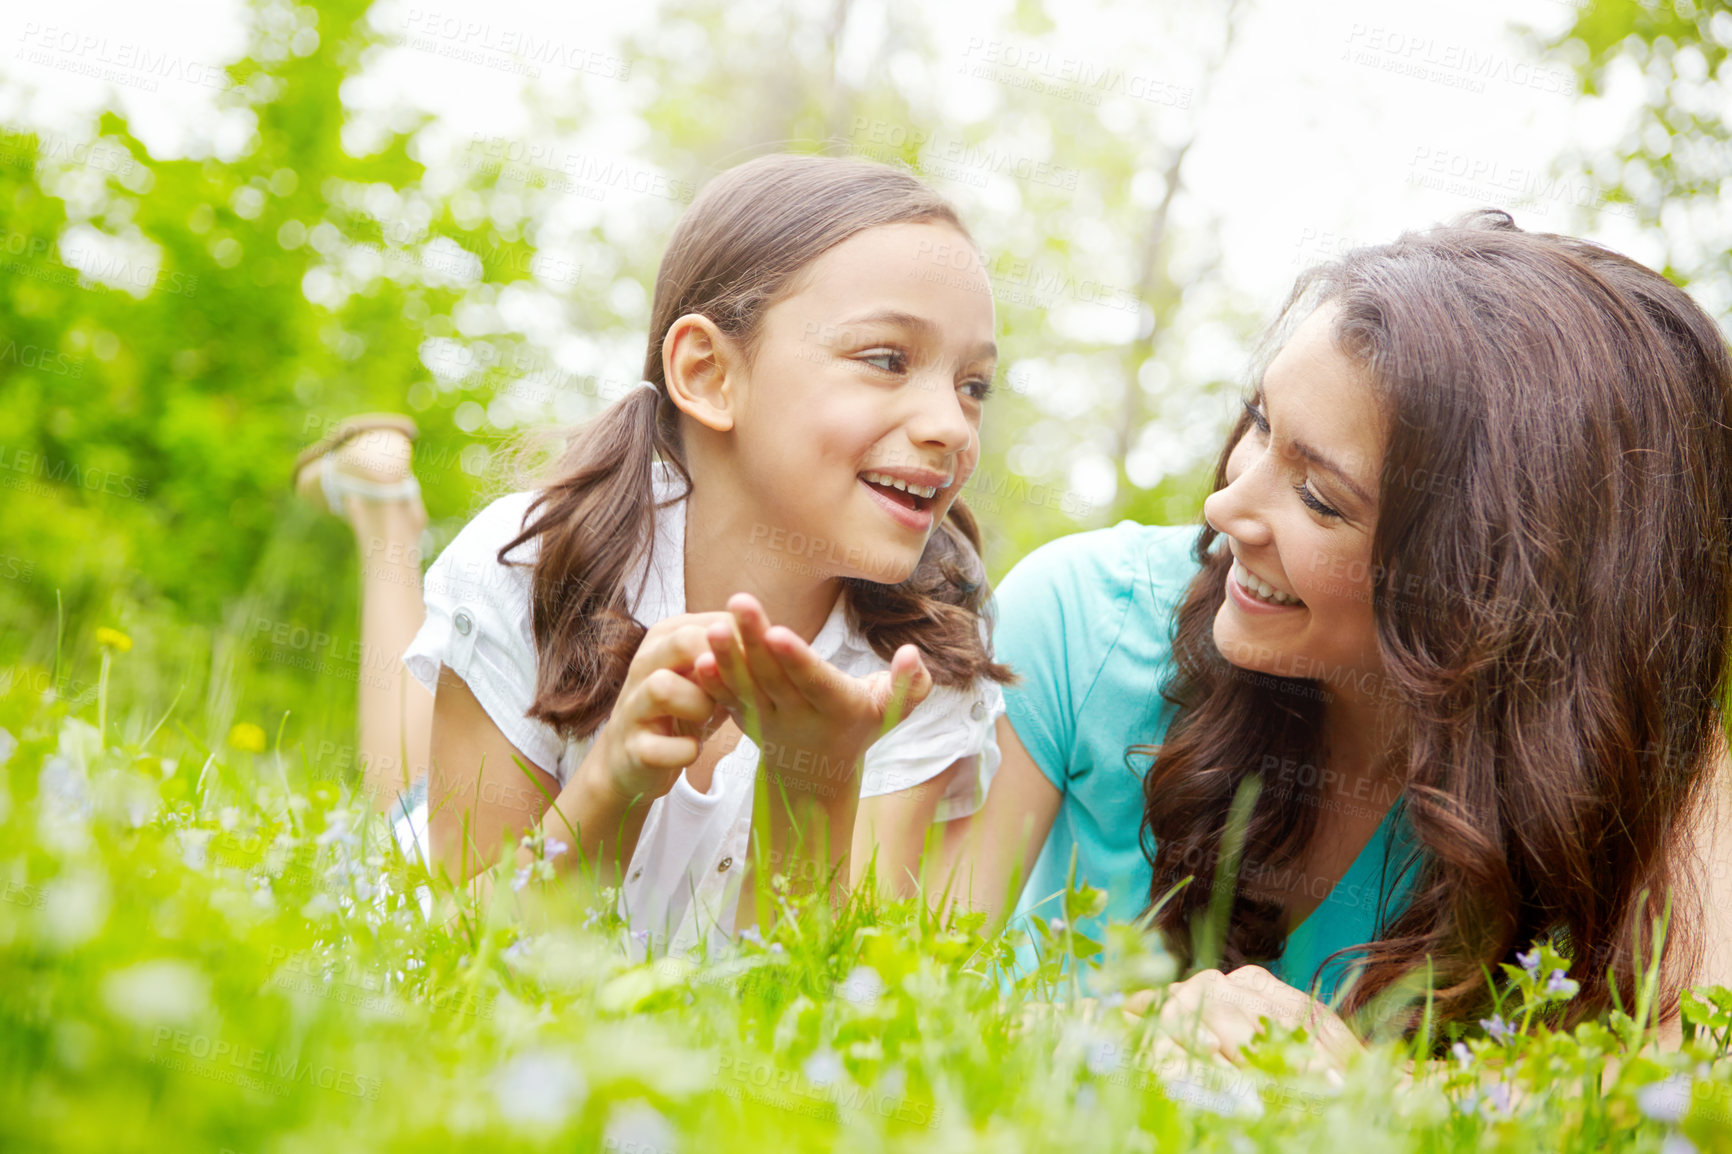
top-left (727, 593), bottom-right (801, 707)
top-left (623, 730), bottom-right (702, 773)
top-left (633, 614), bottom-right (736, 677)
top-left (690, 651), bottom-right (743, 713)
top-left (755, 625), bottom-right (841, 712)
top-left (637, 668), bottom-right (716, 726)
top-left (875, 645), bottom-right (933, 729)
top-left (706, 620), bottom-right (770, 733)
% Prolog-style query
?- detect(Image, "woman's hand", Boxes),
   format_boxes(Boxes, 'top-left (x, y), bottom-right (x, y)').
top-left (690, 592), bottom-right (933, 803)
top-left (1123, 966), bottom-right (1365, 1081)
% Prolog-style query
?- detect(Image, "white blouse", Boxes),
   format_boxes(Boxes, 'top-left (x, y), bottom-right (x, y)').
top-left (400, 461), bottom-right (1005, 954)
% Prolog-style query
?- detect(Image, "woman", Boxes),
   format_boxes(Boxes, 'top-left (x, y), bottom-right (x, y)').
top-left (943, 210), bottom-right (1732, 1058)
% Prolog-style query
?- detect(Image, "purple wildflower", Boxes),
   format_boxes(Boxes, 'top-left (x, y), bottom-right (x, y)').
top-left (1545, 968), bottom-right (1579, 998)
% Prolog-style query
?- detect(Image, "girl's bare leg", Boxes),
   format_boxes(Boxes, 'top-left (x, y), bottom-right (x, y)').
top-left (346, 490), bottom-right (432, 814)
top-left (297, 422), bottom-right (432, 815)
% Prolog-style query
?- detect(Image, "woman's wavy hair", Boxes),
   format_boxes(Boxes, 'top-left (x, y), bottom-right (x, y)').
top-left (495, 153), bottom-right (1013, 741)
top-left (1140, 209), bottom-right (1732, 1040)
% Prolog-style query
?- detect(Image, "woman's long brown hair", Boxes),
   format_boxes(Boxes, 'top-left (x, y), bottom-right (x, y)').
top-left (495, 153), bottom-right (1013, 743)
top-left (1141, 209), bottom-right (1732, 1039)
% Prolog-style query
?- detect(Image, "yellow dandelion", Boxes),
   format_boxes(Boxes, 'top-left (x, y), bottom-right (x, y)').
top-left (227, 722), bottom-right (267, 753)
top-left (95, 627), bottom-right (133, 653)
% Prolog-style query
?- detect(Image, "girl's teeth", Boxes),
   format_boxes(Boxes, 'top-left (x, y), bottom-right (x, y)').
top-left (861, 471), bottom-right (939, 498)
top-left (1235, 561), bottom-right (1301, 606)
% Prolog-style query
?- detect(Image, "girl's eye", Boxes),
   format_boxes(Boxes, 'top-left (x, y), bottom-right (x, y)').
top-left (1293, 482), bottom-right (1342, 520)
top-left (860, 348), bottom-right (906, 373)
top-left (961, 377), bottom-right (995, 402)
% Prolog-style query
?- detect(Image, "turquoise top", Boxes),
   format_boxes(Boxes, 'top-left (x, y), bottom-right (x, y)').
top-left (990, 520), bottom-right (1424, 1006)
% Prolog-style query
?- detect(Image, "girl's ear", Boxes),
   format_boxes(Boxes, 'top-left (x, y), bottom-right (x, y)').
top-left (663, 313), bottom-right (737, 433)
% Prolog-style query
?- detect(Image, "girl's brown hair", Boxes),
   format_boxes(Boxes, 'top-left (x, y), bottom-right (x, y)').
top-left (1141, 209), bottom-right (1732, 1039)
top-left (498, 153), bottom-right (1013, 742)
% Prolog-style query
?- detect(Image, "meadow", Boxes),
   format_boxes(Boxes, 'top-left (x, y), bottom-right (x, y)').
top-left (5, 622), bottom-right (1732, 1153)
top-left (4, 0), bottom-right (1730, 1148)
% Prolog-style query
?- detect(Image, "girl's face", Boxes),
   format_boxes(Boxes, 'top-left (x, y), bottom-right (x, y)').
top-left (732, 221), bottom-right (997, 584)
top-left (1201, 303), bottom-right (1388, 696)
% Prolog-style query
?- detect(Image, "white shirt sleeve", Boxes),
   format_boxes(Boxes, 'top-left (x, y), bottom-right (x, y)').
top-left (619, 765), bottom-right (750, 958)
top-left (401, 491), bottom-right (580, 783)
top-left (859, 677), bottom-right (1006, 821)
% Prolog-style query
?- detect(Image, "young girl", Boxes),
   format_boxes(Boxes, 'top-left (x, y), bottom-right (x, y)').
top-left (948, 209), bottom-right (1732, 1058)
top-left (294, 153), bottom-right (1014, 954)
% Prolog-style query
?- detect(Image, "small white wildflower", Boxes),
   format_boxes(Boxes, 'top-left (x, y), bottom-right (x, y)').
top-left (1545, 969), bottom-right (1579, 999)
top-left (1638, 1075), bottom-right (1692, 1125)
top-left (544, 838), bottom-right (569, 860)
top-left (1085, 1036), bottom-right (1119, 1077)
top-left (602, 1101), bottom-right (677, 1154)
top-left (803, 1048), bottom-right (844, 1087)
top-left (511, 865), bottom-right (531, 892)
top-left (1452, 1041), bottom-right (1473, 1068)
top-left (100, 959), bottom-right (210, 1028)
top-left (491, 1048), bottom-right (587, 1128)
top-left (1160, 1071), bottom-right (1263, 1119)
top-left (838, 965), bottom-right (885, 1007)
top-left (1514, 949), bottom-right (1539, 977)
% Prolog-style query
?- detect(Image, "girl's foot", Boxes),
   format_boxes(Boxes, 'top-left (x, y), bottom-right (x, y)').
top-left (293, 413), bottom-right (428, 535)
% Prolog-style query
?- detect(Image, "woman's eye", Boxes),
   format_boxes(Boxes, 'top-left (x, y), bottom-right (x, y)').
top-left (860, 349), bottom-right (905, 373)
top-left (1242, 397), bottom-right (1270, 434)
top-left (1293, 482), bottom-right (1343, 519)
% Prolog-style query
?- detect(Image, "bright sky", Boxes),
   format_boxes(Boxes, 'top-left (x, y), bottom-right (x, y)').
top-left (0, 0), bottom-right (1648, 504)
top-left (0, 0), bottom-right (1629, 295)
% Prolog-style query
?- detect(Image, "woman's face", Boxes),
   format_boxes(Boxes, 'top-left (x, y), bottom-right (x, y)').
top-left (1201, 303), bottom-right (1388, 696)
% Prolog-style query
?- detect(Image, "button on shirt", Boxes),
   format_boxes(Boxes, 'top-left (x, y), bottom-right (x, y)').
top-left (400, 461), bottom-right (1005, 956)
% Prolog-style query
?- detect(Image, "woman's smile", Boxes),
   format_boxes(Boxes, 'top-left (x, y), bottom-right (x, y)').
top-left (1226, 557), bottom-right (1306, 612)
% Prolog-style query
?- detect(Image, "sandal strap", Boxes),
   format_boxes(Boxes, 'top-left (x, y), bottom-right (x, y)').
top-left (320, 454), bottom-right (422, 516)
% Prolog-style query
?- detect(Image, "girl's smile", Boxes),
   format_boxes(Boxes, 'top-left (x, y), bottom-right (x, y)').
top-left (857, 464), bottom-right (954, 532)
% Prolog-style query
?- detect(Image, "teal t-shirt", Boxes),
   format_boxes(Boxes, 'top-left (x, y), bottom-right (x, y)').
top-left (991, 520), bottom-right (1424, 1007)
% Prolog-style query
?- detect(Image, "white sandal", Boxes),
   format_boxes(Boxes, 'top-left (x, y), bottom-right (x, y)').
top-left (312, 451), bottom-right (422, 517)
top-left (292, 413), bottom-right (423, 525)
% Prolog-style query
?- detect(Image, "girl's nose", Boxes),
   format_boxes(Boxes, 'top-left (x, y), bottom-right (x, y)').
top-left (908, 377), bottom-right (974, 452)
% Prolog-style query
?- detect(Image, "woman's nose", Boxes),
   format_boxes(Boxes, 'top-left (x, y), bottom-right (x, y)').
top-left (1202, 440), bottom-right (1274, 547)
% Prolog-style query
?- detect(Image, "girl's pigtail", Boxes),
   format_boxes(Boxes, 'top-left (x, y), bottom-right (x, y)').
top-left (498, 384), bottom-right (690, 740)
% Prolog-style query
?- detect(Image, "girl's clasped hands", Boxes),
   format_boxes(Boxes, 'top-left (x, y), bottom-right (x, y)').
top-left (589, 591), bottom-right (934, 812)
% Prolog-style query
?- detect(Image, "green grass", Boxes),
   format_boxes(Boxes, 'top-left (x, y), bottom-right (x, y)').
top-left (4, 631), bottom-right (1732, 1153)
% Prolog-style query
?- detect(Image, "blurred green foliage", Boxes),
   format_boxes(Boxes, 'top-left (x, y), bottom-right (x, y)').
top-left (0, 0), bottom-right (1724, 817)
top-left (0, 0), bottom-right (1251, 767)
